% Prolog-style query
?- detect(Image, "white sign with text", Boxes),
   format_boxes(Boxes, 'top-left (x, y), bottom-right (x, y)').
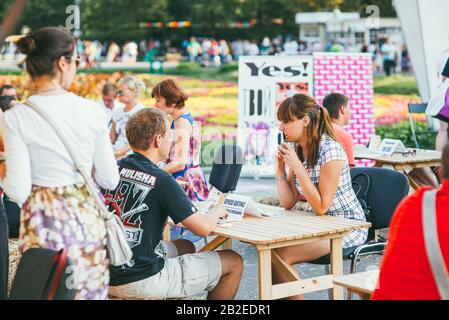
top-left (377, 139), bottom-right (407, 156)
top-left (238, 55), bottom-right (314, 176)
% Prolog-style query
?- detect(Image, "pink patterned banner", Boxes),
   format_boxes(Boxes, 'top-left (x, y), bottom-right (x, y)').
top-left (313, 53), bottom-right (375, 167)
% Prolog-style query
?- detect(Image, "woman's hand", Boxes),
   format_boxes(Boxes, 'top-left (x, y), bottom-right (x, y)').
top-left (274, 149), bottom-right (286, 176)
top-left (115, 145), bottom-right (131, 159)
top-left (279, 143), bottom-right (302, 172)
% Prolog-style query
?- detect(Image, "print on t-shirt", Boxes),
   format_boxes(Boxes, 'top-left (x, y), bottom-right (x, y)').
top-left (104, 167), bottom-right (157, 248)
top-left (101, 153), bottom-right (197, 286)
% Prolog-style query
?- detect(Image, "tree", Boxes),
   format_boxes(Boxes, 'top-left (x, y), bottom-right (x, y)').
top-left (339, 0), bottom-right (397, 17)
top-left (82, 0), bottom-right (169, 41)
top-left (1, 0), bottom-right (398, 42)
top-left (10, 0), bottom-right (74, 33)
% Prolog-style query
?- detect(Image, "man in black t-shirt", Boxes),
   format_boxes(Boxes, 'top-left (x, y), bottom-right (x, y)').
top-left (104, 108), bottom-right (243, 300)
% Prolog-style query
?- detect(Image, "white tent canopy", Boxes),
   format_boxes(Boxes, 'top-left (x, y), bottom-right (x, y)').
top-left (394, 0), bottom-right (449, 102)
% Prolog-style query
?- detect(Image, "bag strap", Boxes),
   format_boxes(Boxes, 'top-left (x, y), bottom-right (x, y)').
top-left (352, 172), bottom-right (371, 200)
top-left (24, 100), bottom-right (112, 220)
top-left (46, 249), bottom-right (69, 300)
top-left (422, 190), bottom-right (449, 300)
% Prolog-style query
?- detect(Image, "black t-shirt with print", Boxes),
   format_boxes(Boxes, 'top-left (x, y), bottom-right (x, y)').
top-left (102, 152), bottom-right (198, 286)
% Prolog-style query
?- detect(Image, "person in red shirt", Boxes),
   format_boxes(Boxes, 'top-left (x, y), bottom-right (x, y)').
top-left (372, 143), bottom-right (449, 300)
top-left (322, 93), bottom-right (355, 167)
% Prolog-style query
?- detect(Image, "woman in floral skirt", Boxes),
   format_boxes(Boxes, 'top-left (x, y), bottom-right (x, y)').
top-left (0, 27), bottom-right (119, 299)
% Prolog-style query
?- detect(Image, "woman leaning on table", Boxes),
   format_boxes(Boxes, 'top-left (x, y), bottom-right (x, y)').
top-left (274, 94), bottom-right (367, 300)
top-left (0, 27), bottom-right (120, 300)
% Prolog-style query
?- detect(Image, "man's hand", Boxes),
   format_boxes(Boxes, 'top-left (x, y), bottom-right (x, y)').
top-left (182, 205), bottom-right (229, 237)
top-left (208, 205), bottom-right (229, 220)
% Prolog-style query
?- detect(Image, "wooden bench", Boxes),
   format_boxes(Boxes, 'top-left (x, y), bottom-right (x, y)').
top-left (333, 270), bottom-right (380, 300)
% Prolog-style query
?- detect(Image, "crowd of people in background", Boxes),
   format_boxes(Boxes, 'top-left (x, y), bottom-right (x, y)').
top-left (1, 34), bottom-right (410, 76)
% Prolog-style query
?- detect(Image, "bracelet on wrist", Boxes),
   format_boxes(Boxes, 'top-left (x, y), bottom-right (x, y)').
top-left (276, 175), bottom-right (288, 182)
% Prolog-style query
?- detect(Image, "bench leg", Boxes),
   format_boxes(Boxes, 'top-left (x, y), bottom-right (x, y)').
top-left (324, 265), bottom-right (333, 300)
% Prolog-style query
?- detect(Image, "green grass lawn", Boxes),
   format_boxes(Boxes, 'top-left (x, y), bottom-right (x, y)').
top-left (164, 63), bottom-right (420, 96)
top-left (70, 61), bottom-right (240, 82)
top-left (163, 62), bottom-right (239, 82)
top-left (373, 75), bottom-right (419, 96)
top-left (2, 62), bottom-right (419, 96)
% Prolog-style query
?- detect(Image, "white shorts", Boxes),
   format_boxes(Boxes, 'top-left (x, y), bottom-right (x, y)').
top-left (109, 250), bottom-right (222, 300)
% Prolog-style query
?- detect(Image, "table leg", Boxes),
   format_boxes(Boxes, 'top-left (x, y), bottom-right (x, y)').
top-left (356, 291), bottom-right (371, 300)
top-left (163, 223), bottom-right (170, 242)
top-left (373, 161), bottom-right (383, 168)
top-left (222, 239), bottom-right (233, 250)
top-left (258, 249), bottom-right (272, 300)
top-left (330, 238), bottom-right (344, 300)
top-left (199, 236), bottom-right (229, 253)
top-left (405, 172), bottom-right (421, 191)
top-left (271, 251), bottom-right (299, 282)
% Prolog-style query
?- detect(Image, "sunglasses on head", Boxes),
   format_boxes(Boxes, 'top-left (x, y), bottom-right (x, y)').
top-left (115, 90), bottom-right (125, 97)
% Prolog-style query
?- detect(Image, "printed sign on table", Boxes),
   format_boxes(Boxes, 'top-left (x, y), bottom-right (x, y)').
top-left (222, 194), bottom-right (251, 222)
top-left (377, 139), bottom-right (407, 156)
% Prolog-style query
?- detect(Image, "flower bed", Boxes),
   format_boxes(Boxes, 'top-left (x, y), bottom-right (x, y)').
top-left (0, 73), bottom-right (425, 152)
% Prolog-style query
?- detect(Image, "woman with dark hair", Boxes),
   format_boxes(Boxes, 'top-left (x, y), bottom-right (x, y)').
top-left (152, 79), bottom-right (209, 242)
top-left (273, 94), bottom-right (367, 300)
top-left (0, 27), bottom-right (120, 300)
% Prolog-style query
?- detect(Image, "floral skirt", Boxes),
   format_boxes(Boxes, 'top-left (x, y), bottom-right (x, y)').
top-left (173, 165), bottom-right (209, 202)
top-left (171, 165), bottom-right (209, 242)
top-left (19, 184), bottom-right (109, 300)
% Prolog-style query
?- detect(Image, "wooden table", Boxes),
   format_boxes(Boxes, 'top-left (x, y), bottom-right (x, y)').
top-left (333, 270), bottom-right (379, 300)
top-left (199, 203), bottom-right (371, 300)
top-left (354, 145), bottom-right (442, 190)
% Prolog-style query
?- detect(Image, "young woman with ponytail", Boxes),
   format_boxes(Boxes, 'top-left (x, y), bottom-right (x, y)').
top-left (274, 94), bottom-right (367, 300)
